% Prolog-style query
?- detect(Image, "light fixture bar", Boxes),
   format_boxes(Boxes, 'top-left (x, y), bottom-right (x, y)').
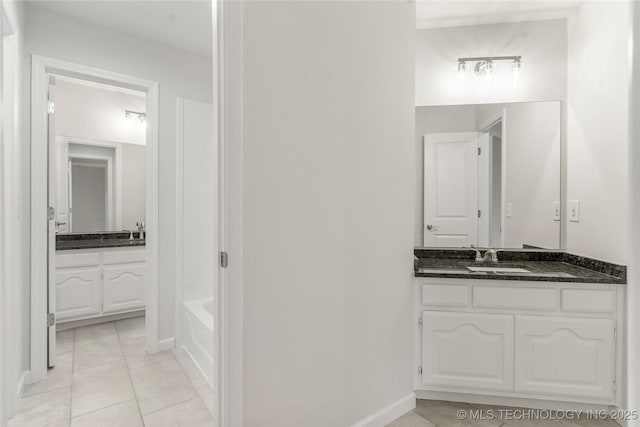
top-left (125, 109), bottom-right (146, 117)
top-left (458, 56), bottom-right (521, 63)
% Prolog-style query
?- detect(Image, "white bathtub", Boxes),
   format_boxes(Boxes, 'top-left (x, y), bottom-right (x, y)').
top-left (182, 298), bottom-right (214, 385)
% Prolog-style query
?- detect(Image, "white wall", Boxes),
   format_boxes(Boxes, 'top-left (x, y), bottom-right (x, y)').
top-left (415, 19), bottom-right (567, 106)
top-left (242, 1), bottom-right (415, 425)
top-left (415, 105), bottom-right (476, 245)
top-left (55, 80), bottom-right (146, 146)
top-left (566, 2), bottom-right (629, 264)
top-left (1, 0), bottom-right (27, 420)
top-left (24, 3), bottom-right (212, 341)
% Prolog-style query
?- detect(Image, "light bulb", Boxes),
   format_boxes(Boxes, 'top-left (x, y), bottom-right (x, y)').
top-left (457, 61), bottom-right (466, 73)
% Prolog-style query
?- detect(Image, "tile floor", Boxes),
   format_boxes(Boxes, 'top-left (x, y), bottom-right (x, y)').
top-left (8, 316), bottom-right (214, 427)
top-left (387, 400), bottom-right (622, 427)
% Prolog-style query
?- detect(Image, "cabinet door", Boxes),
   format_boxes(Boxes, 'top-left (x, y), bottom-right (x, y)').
top-left (103, 264), bottom-right (146, 314)
top-left (515, 316), bottom-right (615, 401)
top-left (56, 268), bottom-right (101, 320)
top-left (421, 311), bottom-right (514, 391)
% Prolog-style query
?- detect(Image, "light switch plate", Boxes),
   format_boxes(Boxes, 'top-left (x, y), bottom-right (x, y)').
top-left (569, 200), bottom-right (580, 222)
top-left (506, 202), bottom-right (513, 218)
top-left (553, 201), bottom-right (560, 221)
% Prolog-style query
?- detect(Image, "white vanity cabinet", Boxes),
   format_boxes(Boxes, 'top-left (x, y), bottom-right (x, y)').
top-left (55, 248), bottom-right (146, 323)
top-left (416, 278), bottom-right (624, 407)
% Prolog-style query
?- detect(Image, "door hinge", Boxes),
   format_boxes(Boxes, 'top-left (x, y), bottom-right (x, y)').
top-left (47, 313), bottom-right (55, 327)
top-left (47, 100), bottom-right (55, 115)
top-left (478, 147), bottom-right (482, 156)
top-left (614, 328), bottom-right (617, 340)
top-left (614, 379), bottom-right (617, 393)
top-left (478, 210), bottom-right (482, 218)
top-left (220, 251), bottom-right (229, 268)
top-left (48, 206), bottom-right (55, 220)
top-left (418, 318), bottom-right (423, 328)
top-left (418, 366), bottom-right (422, 375)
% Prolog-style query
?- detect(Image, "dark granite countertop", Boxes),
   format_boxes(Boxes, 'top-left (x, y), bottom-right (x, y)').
top-left (56, 232), bottom-right (146, 251)
top-left (414, 249), bottom-right (626, 285)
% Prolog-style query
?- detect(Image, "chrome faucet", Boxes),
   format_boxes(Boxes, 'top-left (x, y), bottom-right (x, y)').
top-left (470, 245), bottom-right (499, 263)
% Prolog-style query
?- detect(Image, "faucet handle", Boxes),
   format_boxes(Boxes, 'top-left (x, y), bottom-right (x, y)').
top-left (469, 245), bottom-right (484, 262)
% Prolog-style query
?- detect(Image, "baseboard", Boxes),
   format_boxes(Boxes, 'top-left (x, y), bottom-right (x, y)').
top-left (16, 370), bottom-right (30, 396)
top-left (415, 390), bottom-right (614, 412)
top-left (57, 311), bottom-right (144, 331)
top-left (350, 392), bottom-right (416, 427)
top-left (158, 337), bottom-right (175, 352)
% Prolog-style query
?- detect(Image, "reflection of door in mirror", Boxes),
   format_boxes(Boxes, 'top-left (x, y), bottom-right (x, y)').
top-left (70, 158), bottom-right (109, 232)
top-left (478, 121), bottom-right (503, 248)
top-left (423, 132), bottom-right (479, 247)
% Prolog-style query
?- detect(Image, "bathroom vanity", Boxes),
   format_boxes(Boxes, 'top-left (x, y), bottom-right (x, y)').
top-left (55, 233), bottom-right (146, 324)
top-left (414, 249), bottom-right (626, 409)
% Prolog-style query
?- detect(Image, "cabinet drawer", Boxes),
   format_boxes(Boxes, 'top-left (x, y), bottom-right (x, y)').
top-left (473, 286), bottom-right (557, 311)
top-left (422, 284), bottom-right (469, 308)
top-left (56, 252), bottom-right (100, 269)
top-left (103, 249), bottom-right (146, 265)
top-left (561, 289), bottom-right (615, 314)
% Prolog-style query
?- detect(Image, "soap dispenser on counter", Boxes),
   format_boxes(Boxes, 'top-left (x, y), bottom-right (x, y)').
top-left (137, 221), bottom-right (145, 240)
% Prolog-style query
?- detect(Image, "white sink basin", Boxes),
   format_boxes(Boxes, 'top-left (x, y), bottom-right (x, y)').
top-left (467, 266), bottom-right (531, 273)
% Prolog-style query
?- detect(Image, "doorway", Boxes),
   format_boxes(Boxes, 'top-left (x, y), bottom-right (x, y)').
top-left (30, 56), bottom-right (160, 381)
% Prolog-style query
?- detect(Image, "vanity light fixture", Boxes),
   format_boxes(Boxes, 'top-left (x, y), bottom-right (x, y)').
top-left (124, 109), bottom-right (146, 124)
top-left (457, 56), bottom-right (522, 76)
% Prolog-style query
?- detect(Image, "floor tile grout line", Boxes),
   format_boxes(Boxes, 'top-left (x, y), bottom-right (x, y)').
top-left (140, 396), bottom-right (203, 418)
top-left (122, 326), bottom-right (149, 427)
top-left (69, 398), bottom-right (138, 422)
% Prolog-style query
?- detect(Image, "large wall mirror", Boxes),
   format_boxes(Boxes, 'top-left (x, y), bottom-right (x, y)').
top-left (416, 100), bottom-right (561, 249)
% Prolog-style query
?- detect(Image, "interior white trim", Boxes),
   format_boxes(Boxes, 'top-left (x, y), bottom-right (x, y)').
top-left (219, 0), bottom-right (244, 425)
top-left (628, 2), bottom-right (640, 423)
top-left (350, 393), bottom-right (416, 427)
top-left (158, 337), bottom-right (175, 352)
top-left (30, 55), bottom-right (160, 384)
top-left (15, 371), bottom-right (29, 398)
top-left (415, 390), bottom-right (616, 412)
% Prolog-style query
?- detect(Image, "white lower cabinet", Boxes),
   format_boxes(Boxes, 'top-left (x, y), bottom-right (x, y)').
top-left (56, 249), bottom-right (146, 323)
top-left (515, 316), bottom-right (615, 400)
top-left (55, 268), bottom-right (101, 320)
top-left (421, 311), bottom-right (514, 391)
top-left (417, 279), bottom-right (622, 406)
top-left (103, 265), bottom-right (146, 314)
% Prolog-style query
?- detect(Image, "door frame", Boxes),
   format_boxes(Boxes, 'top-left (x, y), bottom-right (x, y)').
top-left (30, 55), bottom-right (160, 382)
top-left (478, 109), bottom-right (507, 248)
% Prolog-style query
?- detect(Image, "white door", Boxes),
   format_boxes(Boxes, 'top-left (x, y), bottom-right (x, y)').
top-left (424, 132), bottom-right (479, 247)
top-left (515, 316), bottom-right (615, 401)
top-left (420, 311), bottom-right (514, 391)
top-left (103, 264), bottom-right (146, 314)
top-left (47, 76), bottom-right (56, 366)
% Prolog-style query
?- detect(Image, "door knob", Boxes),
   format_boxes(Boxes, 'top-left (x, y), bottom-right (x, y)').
top-left (55, 221), bottom-right (67, 226)
top-left (426, 224), bottom-right (439, 231)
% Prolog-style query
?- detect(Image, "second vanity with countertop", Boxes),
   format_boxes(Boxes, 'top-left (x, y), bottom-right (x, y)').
top-left (414, 248), bottom-right (626, 409)
top-left (55, 232), bottom-right (146, 326)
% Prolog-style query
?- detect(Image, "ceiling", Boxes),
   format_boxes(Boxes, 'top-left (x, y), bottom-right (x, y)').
top-left (416, 0), bottom-right (583, 29)
top-left (28, 0), bottom-right (212, 57)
